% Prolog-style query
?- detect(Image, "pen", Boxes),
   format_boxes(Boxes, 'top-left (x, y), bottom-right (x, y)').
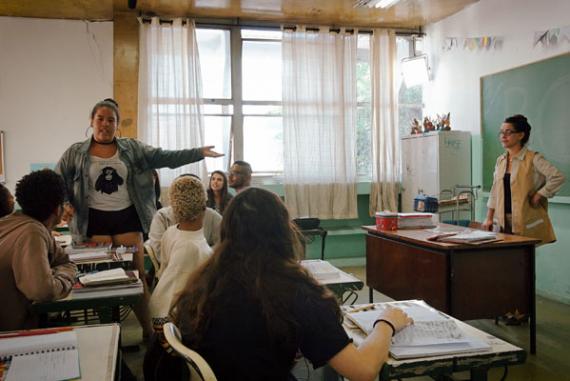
top-left (0, 327), bottom-right (74, 339)
top-left (349, 303), bottom-right (376, 313)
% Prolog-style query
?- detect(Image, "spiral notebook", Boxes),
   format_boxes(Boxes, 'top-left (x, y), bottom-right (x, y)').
top-left (0, 330), bottom-right (80, 381)
top-left (345, 300), bottom-right (490, 359)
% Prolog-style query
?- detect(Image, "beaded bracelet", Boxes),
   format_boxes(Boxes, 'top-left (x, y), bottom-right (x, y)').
top-left (373, 319), bottom-right (396, 337)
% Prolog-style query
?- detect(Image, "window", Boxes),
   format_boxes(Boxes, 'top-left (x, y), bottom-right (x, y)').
top-left (241, 30), bottom-right (283, 174)
top-left (396, 36), bottom-right (424, 138)
top-left (195, 27), bottom-right (421, 180)
top-left (196, 28), bottom-right (232, 172)
top-left (356, 34), bottom-right (372, 179)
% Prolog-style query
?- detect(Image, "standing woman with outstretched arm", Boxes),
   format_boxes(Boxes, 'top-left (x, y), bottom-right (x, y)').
top-left (55, 98), bottom-right (222, 338)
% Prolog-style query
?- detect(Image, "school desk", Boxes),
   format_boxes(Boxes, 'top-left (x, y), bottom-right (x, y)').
top-left (341, 301), bottom-right (526, 381)
top-left (32, 281), bottom-right (143, 325)
top-left (301, 259), bottom-right (364, 304)
top-left (363, 224), bottom-right (540, 354)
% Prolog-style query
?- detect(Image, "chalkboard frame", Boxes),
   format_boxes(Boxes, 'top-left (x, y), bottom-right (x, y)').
top-left (480, 52), bottom-right (570, 200)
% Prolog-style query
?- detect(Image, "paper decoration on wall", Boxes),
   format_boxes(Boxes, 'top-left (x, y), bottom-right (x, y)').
top-left (534, 25), bottom-right (570, 47)
top-left (443, 36), bottom-right (503, 51)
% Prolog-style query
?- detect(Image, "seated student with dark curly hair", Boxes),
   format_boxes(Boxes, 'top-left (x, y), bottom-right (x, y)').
top-left (0, 170), bottom-right (77, 331)
top-left (0, 184), bottom-right (15, 218)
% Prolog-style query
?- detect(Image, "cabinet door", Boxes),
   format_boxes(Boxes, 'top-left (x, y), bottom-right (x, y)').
top-left (401, 135), bottom-right (439, 212)
top-left (438, 132), bottom-right (471, 192)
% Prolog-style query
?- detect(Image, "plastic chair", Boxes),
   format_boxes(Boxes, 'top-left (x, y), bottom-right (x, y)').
top-left (163, 322), bottom-right (217, 381)
top-left (144, 243), bottom-right (160, 274)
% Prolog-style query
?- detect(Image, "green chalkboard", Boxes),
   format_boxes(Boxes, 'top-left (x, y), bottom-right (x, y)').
top-left (481, 53), bottom-right (570, 196)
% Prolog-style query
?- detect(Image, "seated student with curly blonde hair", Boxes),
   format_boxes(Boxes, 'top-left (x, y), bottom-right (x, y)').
top-left (149, 176), bottom-right (212, 323)
top-left (145, 176), bottom-right (213, 380)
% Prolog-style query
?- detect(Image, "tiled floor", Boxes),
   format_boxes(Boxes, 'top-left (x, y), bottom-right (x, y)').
top-left (122, 266), bottom-right (570, 381)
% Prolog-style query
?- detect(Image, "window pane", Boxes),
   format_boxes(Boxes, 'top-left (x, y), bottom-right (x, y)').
top-left (196, 28), bottom-right (231, 99)
top-left (203, 115), bottom-right (231, 172)
top-left (241, 29), bottom-right (282, 40)
top-left (242, 40), bottom-right (282, 101)
top-left (357, 34), bottom-right (371, 103)
top-left (356, 105), bottom-right (372, 177)
top-left (243, 116), bottom-right (283, 172)
top-left (398, 105), bottom-right (423, 138)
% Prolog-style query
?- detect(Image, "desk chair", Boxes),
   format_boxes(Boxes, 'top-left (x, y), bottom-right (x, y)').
top-left (163, 322), bottom-right (217, 381)
top-left (144, 243), bottom-right (160, 289)
top-left (293, 218), bottom-right (328, 260)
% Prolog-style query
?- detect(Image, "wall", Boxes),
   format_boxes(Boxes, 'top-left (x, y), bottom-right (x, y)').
top-left (423, 0), bottom-right (570, 303)
top-left (0, 17), bottom-right (113, 191)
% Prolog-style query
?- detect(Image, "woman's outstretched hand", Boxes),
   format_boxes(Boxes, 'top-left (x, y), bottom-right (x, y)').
top-left (200, 146), bottom-right (224, 158)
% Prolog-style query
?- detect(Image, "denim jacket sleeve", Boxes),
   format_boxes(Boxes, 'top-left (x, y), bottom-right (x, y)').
top-left (55, 143), bottom-right (82, 205)
top-left (132, 140), bottom-right (205, 169)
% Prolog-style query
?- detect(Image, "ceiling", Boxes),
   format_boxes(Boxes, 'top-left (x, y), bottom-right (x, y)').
top-left (0, 0), bottom-right (478, 29)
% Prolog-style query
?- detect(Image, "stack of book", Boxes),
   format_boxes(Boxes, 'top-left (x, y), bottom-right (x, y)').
top-left (397, 213), bottom-right (435, 229)
top-left (65, 243), bottom-right (111, 263)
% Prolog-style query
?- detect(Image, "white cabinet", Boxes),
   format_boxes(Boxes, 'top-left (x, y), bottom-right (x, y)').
top-left (401, 131), bottom-right (471, 213)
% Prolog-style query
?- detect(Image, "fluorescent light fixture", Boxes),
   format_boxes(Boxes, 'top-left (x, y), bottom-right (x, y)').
top-left (401, 55), bottom-right (430, 87)
top-left (353, 0), bottom-right (401, 9)
top-left (373, 0), bottom-right (401, 8)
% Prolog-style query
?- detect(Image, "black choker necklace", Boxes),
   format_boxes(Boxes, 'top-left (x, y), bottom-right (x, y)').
top-left (92, 137), bottom-right (116, 145)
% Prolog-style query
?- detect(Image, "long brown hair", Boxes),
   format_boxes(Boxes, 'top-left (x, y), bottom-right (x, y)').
top-left (172, 187), bottom-right (340, 347)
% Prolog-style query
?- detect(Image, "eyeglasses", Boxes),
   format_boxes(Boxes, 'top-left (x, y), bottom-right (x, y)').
top-left (498, 129), bottom-right (520, 137)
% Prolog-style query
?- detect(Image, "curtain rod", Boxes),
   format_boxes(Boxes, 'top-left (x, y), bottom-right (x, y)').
top-left (138, 15), bottom-right (424, 36)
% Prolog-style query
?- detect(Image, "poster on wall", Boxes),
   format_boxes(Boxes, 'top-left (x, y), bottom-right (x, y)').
top-left (0, 131), bottom-right (4, 183)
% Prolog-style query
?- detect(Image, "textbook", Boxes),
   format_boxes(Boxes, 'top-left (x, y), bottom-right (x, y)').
top-left (73, 278), bottom-right (142, 293)
top-left (345, 300), bottom-right (490, 359)
top-left (78, 268), bottom-right (138, 287)
top-left (0, 329), bottom-right (80, 381)
top-left (437, 230), bottom-right (498, 244)
top-left (397, 213), bottom-right (435, 229)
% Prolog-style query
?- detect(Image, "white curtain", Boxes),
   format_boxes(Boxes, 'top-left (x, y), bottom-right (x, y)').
top-left (138, 18), bottom-right (206, 186)
top-left (282, 26), bottom-right (358, 219)
top-left (369, 29), bottom-right (400, 215)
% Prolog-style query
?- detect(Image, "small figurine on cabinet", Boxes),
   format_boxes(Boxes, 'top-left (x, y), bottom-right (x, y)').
top-left (441, 112), bottom-right (451, 130)
top-left (423, 116), bottom-right (435, 132)
top-left (435, 113), bottom-right (451, 130)
top-left (410, 118), bottom-right (422, 135)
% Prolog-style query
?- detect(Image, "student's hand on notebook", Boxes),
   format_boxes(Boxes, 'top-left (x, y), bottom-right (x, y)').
top-left (378, 307), bottom-right (413, 334)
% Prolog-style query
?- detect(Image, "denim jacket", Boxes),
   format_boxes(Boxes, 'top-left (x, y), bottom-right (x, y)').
top-left (55, 137), bottom-right (203, 241)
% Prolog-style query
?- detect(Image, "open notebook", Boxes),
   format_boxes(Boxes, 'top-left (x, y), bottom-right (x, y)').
top-left (345, 300), bottom-right (490, 359)
top-left (0, 330), bottom-right (80, 381)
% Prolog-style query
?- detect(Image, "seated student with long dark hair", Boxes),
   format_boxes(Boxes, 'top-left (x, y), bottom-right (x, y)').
top-left (162, 188), bottom-right (411, 381)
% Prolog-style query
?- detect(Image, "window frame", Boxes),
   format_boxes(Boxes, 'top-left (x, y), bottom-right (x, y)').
top-left (196, 24), bottom-right (423, 182)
